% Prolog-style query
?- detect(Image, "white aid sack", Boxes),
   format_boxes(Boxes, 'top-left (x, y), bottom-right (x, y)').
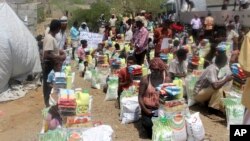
top-left (82, 125), bottom-right (113, 141)
top-left (0, 2), bottom-right (41, 93)
top-left (186, 112), bottom-right (205, 141)
top-left (120, 96), bottom-right (141, 124)
top-left (170, 114), bottom-right (187, 141)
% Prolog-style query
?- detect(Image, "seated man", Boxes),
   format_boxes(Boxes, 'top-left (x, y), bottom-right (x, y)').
top-left (194, 52), bottom-right (233, 111)
top-left (117, 56), bottom-right (136, 108)
top-left (169, 48), bottom-right (188, 80)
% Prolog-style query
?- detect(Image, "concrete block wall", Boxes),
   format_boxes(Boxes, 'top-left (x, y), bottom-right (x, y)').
top-left (6, 0), bottom-right (40, 35)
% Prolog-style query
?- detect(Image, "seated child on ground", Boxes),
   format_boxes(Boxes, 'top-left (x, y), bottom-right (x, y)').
top-left (45, 104), bottom-right (62, 131)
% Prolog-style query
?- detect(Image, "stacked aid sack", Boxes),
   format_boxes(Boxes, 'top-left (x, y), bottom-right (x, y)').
top-left (154, 83), bottom-right (190, 141)
top-left (58, 89), bottom-right (76, 116)
top-left (156, 83), bottom-right (181, 102)
top-left (231, 63), bottom-right (246, 92)
top-left (54, 72), bottom-right (66, 93)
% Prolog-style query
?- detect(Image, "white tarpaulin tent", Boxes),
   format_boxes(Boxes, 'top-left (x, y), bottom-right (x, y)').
top-left (0, 1), bottom-right (42, 100)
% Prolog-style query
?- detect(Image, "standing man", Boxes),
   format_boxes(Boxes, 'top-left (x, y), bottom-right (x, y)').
top-left (225, 15), bottom-right (242, 34)
top-left (204, 12), bottom-right (214, 40)
top-left (70, 20), bottom-right (80, 60)
top-left (140, 10), bottom-right (148, 28)
top-left (55, 16), bottom-right (68, 50)
top-left (239, 31), bottom-right (250, 124)
top-left (109, 14), bottom-right (117, 35)
top-left (233, 15), bottom-right (242, 34)
top-left (234, 0), bottom-right (249, 11)
top-left (190, 14), bottom-right (202, 45)
top-left (43, 19), bottom-right (65, 107)
top-left (132, 16), bottom-right (149, 65)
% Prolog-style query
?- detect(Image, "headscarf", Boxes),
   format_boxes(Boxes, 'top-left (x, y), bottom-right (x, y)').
top-left (149, 57), bottom-right (167, 71)
top-left (216, 43), bottom-right (227, 52)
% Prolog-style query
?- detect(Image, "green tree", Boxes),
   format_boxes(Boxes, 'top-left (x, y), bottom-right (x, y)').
top-left (70, 0), bottom-right (111, 32)
top-left (109, 0), bottom-right (165, 16)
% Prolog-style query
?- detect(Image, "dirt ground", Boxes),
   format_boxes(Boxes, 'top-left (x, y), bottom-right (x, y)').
top-left (0, 67), bottom-right (229, 141)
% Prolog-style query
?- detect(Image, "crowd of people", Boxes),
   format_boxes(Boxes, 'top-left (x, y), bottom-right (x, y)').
top-left (39, 9), bottom-right (250, 139)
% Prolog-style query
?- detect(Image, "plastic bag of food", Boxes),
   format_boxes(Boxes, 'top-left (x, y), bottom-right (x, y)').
top-left (105, 77), bottom-right (118, 101)
top-left (185, 75), bottom-right (198, 107)
top-left (186, 112), bottom-right (205, 141)
top-left (84, 70), bottom-right (92, 81)
top-left (76, 90), bottom-right (93, 115)
top-left (152, 118), bottom-right (174, 141)
top-left (222, 98), bottom-right (244, 130)
top-left (79, 63), bottom-right (85, 71)
top-left (96, 67), bottom-right (110, 87)
top-left (91, 69), bottom-right (101, 89)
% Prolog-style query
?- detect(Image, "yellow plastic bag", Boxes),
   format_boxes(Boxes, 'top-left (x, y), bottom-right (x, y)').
top-left (173, 78), bottom-right (183, 99)
top-left (76, 90), bottom-right (90, 115)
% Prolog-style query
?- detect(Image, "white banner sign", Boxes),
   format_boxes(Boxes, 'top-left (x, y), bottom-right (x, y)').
top-left (80, 32), bottom-right (103, 49)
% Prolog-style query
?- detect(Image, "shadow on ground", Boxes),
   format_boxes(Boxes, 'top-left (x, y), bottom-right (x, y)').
top-left (133, 119), bottom-right (151, 140)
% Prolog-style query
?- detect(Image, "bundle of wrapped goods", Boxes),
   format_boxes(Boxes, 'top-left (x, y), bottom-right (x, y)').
top-left (160, 53), bottom-right (168, 63)
top-left (58, 89), bottom-right (76, 116)
top-left (188, 55), bottom-right (200, 66)
top-left (111, 58), bottom-right (121, 69)
top-left (65, 114), bottom-right (92, 128)
top-left (231, 63), bottom-right (246, 80)
top-left (128, 65), bottom-right (142, 75)
top-left (158, 98), bottom-right (189, 118)
top-left (128, 65), bottom-right (143, 80)
top-left (231, 63), bottom-right (246, 92)
top-left (54, 72), bottom-right (66, 93)
top-left (156, 83), bottom-right (182, 101)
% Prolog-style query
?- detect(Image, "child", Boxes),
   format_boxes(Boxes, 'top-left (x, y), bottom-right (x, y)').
top-left (77, 40), bottom-right (88, 77)
top-left (77, 40), bottom-right (88, 65)
top-left (45, 104), bottom-right (62, 131)
top-left (111, 43), bottom-right (121, 58)
top-left (47, 61), bottom-right (63, 88)
top-left (169, 48), bottom-right (188, 80)
top-left (117, 56), bottom-right (136, 108)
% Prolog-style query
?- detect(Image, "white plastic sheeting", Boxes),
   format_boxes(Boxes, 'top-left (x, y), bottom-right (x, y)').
top-left (0, 2), bottom-right (41, 95)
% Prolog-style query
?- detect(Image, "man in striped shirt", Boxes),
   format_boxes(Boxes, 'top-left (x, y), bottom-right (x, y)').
top-left (194, 52), bottom-right (233, 111)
